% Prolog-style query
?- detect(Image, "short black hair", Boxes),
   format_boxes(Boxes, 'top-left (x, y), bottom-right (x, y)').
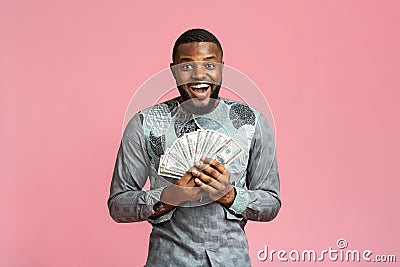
top-left (172, 28), bottom-right (223, 61)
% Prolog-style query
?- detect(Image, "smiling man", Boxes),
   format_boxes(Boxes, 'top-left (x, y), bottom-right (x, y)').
top-left (108, 28), bottom-right (281, 266)
top-left (172, 40), bottom-right (223, 113)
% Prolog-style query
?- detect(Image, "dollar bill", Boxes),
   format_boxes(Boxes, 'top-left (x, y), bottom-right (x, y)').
top-left (215, 139), bottom-right (242, 165)
top-left (165, 145), bottom-right (188, 169)
top-left (202, 131), bottom-right (225, 158)
top-left (194, 130), bottom-right (207, 161)
top-left (158, 154), bottom-right (186, 178)
top-left (158, 129), bottom-right (243, 178)
top-left (185, 132), bottom-right (197, 165)
top-left (176, 137), bottom-right (192, 167)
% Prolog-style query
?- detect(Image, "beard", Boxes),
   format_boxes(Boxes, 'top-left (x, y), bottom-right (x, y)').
top-left (177, 84), bottom-right (221, 114)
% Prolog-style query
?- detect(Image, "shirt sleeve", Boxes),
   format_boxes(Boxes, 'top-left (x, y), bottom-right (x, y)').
top-left (227, 113), bottom-right (281, 222)
top-left (107, 113), bottom-right (174, 224)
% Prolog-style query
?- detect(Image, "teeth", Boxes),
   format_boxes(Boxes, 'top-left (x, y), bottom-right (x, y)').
top-left (191, 84), bottom-right (209, 89)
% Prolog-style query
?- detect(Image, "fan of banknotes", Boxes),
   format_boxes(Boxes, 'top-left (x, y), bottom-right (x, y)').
top-left (158, 130), bottom-right (242, 179)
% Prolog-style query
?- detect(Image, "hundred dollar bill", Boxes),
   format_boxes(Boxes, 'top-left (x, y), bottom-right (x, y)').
top-left (200, 130), bottom-right (213, 158)
top-left (194, 130), bottom-right (207, 162)
top-left (185, 132), bottom-right (197, 165)
top-left (175, 137), bottom-right (191, 167)
top-left (165, 145), bottom-right (188, 169)
top-left (210, 131), bottom-right (231, 157)
top-left (158, 170), bottom-right (183, 179)
top-left (215, 139), bottom-right (242, 165)
top-left (159, 154), bottom-right (187, 172)
top-left (158, 155), bottom-right (186, 178)
top-left (158, 129), bottom-right (243, 178)
top-left (202, 131), bottom-right (224, 158)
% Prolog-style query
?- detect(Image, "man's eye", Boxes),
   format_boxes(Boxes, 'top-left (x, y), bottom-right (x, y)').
top-left (181, 64), bottom-right (193, 70)
top-left (204, 62), bottom-right (216, 69)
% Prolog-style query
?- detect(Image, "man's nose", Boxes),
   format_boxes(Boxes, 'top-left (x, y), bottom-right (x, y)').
top-left (191, 65), bottom-right (206, 79)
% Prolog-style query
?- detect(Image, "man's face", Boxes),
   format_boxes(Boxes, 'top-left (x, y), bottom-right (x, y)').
top-left (171, 42), bottom-right (223, 113)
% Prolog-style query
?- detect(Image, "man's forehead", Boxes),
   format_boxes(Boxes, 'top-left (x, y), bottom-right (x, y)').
top-left (174, 42), bottom-right (222, 61)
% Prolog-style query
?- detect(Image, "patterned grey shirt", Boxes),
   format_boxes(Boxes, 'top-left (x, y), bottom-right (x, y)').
top-left (108, 98), bottom-right (281, 266)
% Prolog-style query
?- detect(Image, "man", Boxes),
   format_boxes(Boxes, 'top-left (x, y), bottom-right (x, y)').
top-left (108, 28), bottom-right (281, 266)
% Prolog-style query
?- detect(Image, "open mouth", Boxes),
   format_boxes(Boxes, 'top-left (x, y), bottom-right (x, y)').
top-left (189, 82), bottom-right (212, 98)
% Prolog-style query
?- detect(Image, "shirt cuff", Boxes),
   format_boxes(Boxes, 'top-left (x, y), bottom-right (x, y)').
top-left (228, 186), bottom-right (249, 215)
top-left (144, 187), bottom-right (176, 224)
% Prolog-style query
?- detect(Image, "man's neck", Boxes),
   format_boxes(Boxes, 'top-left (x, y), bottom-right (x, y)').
top-left (177, 96), bottom-right (221, 115)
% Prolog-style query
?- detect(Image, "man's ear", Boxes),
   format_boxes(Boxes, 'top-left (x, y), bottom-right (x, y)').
top-left (170, 62), bottom-right (177, 80)
top-left (219, 61), bottom-right (224, 74)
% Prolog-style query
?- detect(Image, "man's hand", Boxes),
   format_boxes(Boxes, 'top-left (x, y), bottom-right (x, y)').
top-left (192, 157), bottom-right (236, 207)
top-left (149, 170), bottom-right (204, 219)
top-left (161, 168), bottom-right (205, 206)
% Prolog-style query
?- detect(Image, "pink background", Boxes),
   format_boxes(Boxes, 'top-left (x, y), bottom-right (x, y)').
top-left (1, 0), bottom-right (399, 266)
